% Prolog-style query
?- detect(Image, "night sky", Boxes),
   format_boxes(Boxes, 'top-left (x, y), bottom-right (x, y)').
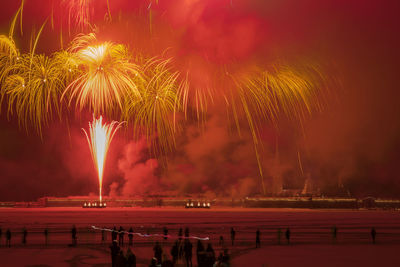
top-left (0, 0), bottom-right (399, 201)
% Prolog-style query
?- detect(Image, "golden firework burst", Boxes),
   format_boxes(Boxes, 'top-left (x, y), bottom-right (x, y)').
top-left (124, 57), bottom-right (186, 155)
top-left (63, 34), bottom-right (142, 116)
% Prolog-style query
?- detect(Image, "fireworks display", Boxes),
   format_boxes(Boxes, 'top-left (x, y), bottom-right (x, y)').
top-left (82, 115), bottom-right (123, 202)
top-left (64, 34), bottom-right (143, 116)
top-left (0, 0), bottom-right (348, 198)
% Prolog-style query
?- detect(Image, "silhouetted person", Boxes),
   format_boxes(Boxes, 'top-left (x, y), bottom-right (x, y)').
top-left (110, 240), bottom-right (120, 267)
top-left (256, 229), bottom-right (260, 248)
top-left (102, 226), bottom-right (106, 243)
top-left (277, 228), bottom-right (282, 245)
top-left (171, 240), bottom-right (179, 265)
top-left (185, 227), bottom-right (189, 238)
top-left (119, 226), bottom-right (124, 246)
top-left (162, 254), bottom-right (174, 267)
top-left (44, 228), bottom-right (49, 245)
top-left (153, 241), bottom-right (163, 264)
top-left (285, 228), bottom-right (291, 244)
top-left (71, 225), bottom-right (77, 246)
top-left (112, 226), bottom-right (118, 241)
top-left (206, 243), bottom-right (215, 266)
top-left (332, 225), bottom-right (337, 243)
top-left (126, 247), bottom-right (136, 267)
top-left (178, 228), bottom-right (183, 240)
top-left (6, 229), bottom-right (11, 247)
top-left (163, 226), bottom-right (168, 240)
top-left (116, 250), bottom-right (126, 267)
top-left (222, 249), bottom-right (230, 266)
top-left (230, 227), bottom-right (236, 246)
top-left (196, 240), bottom-right (205, 267)
top-left (149, 257), bottom-right (157, 267)
top-left (219, 235), bottom-right (224, 246)
top-left (184, 239), bottom-right (193, 267)
top-left (22, 227), bottom-right (27, 245)
top-left (0, 227), bottom-right (2, 242)
top-left (371, 227), bottom-right (376, 244)
top-left (179, 237), bottom-right (185, 260)
top-left (128, 227), bottom-right (134, 246)
top-left (216, 252), bottom-right (223, 266)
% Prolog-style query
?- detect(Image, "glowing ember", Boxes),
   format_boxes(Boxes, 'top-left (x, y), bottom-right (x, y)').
top-left (82, 115), bottom-right (123, 202)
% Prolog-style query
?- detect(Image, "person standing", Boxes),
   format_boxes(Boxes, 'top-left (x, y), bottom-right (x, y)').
top-left (371, 227), bottom-right (376, 244)
top-left (206, 243), bottom-right (216, 266)
top-left (128, 227), bottom-right (134, 247)
top-left (285, 228), bottom-right (291, 245)
top-left (126, 247), bottom-right (136, 267)
top-left (184, 239), bottom-right (193, 267)
top-left (116, 250), bottom-right (126, 267)
top-left (44, 228), bottom-right (49, 246)
top-left (222, 249), bottom-right (230, 266)
top-left (149, 258), bottom-right (157, 267)
top-left (196, 240), bottom-right (205, 267)
top-left (163, 226), bottom-right (168, 240)
top-left (22, 227), bottom-right (27, 245)
top-left (101, 226), bottom-right (106, 243)
top-left (112, 226), bottom-right (117, 242)
top-left (71, 225), bottom-right (77, 246)
top-left (153, 241), bottom-right (163, 264)
top-left (332, 225), bottom-right (338, 243)
top-left (6, 229), bottom-right (11, 247)
top-left (171, 241), bottom-right (179, 265)
top-left (110, 240), bottom-right (120, 267)
top-left (256, 229), bottom-right (261, 248)
top-left (119, 226), bottom-right (124, 247)
top-left (230, 227), bottom-right (236, 246)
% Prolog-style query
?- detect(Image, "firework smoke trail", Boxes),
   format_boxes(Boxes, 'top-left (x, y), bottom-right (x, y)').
top-left (91, 226), bottom-right (209, 241)
top-left (83, 115), bottom-right (123, 202)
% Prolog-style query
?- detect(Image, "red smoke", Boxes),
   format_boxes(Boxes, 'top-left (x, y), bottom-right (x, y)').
top-left (0, 0), bottom-right (400, 200)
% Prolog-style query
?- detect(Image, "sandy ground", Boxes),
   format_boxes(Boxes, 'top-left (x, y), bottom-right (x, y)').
top-left (0, 207), bottom-right (399, 267)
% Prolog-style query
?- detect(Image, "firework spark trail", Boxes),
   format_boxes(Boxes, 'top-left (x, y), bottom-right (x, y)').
top-left (91, 226), bottom-right (210, 241)
top-left (124, 57), bottom-right (186, 156)
top-left (83, 115), bottom-right (123, 202)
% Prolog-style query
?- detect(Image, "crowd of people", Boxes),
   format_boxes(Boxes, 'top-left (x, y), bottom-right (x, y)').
top-left (108, 226), bottom-right (231, 267)
top-left (0, 225), bottom-right (381, 266)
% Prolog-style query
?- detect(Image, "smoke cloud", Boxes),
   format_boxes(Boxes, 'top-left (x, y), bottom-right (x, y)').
top-left (0, 0), bottom-right (400, 200)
